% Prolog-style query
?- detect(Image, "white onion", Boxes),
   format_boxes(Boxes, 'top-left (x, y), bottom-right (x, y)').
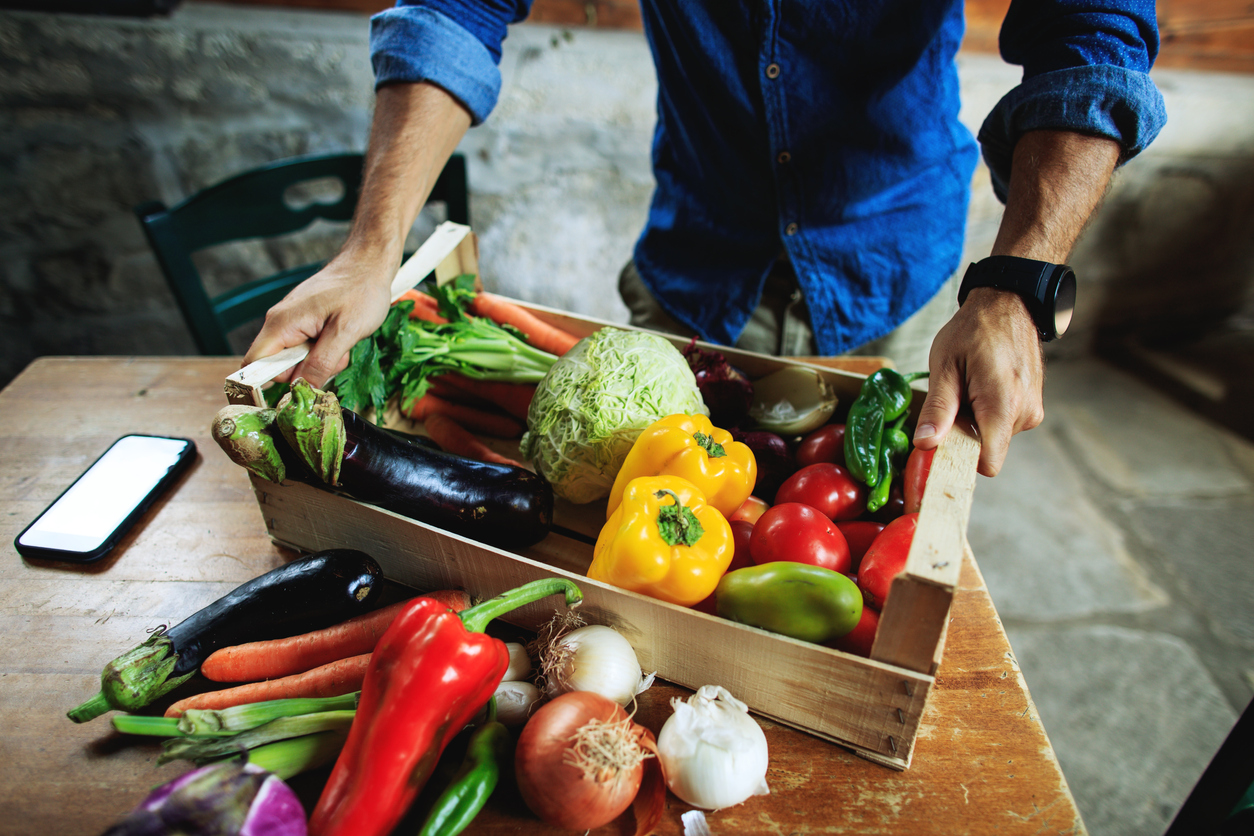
top-left (656, 685), bottom-right (770, 810)
top-left (747, 366), bottom-right (837, 435)
top-left (540, 624), bottom-right (650, 707)
top-left (494, 680), bottom-right (541, 727)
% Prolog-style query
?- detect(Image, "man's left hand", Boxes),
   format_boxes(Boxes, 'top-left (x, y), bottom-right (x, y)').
top-left (912, 286), bottom-right (1045, 477)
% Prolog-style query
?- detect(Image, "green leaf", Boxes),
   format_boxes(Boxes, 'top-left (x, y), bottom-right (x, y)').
top-left (425, 274), bottom-right (479, 322)
top-left (331, 338), bottom-right (386, 415)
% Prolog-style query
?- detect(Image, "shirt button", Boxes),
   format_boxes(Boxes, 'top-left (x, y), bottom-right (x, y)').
top-left (785, 222), bottom-right (799, 236)
top-left (777, 151), bottom-right (791, 164)
top-left (766, 63), bottom-right (781, 79)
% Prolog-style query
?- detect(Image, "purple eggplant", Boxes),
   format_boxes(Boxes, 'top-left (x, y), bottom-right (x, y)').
top-left (683, 339), bottom-right (754, 428)
top-left (730, 429), bottom-right (797, 503)
top-left (100, 762), bottom-right (306, 836)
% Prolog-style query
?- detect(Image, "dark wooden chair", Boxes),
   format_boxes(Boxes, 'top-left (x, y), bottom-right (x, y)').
top-left (135, 151), bottom-right (469, 355)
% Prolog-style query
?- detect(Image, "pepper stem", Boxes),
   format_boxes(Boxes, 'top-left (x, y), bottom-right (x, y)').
top-left (902, 371), bottom-right (930, 382)
top-left (653, 488), bottom-right (705, 547)
top-left (693, 432), bottom-right (726, 458)
top-left (459, 578), bottom-right (583, 633)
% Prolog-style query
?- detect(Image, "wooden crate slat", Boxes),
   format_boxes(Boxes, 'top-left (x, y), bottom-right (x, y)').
top-left (253, 476), bottom-right (933, 768)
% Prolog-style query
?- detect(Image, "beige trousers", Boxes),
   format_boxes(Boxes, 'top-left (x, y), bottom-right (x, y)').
top-left (618, 260), bottom-right (959, 373)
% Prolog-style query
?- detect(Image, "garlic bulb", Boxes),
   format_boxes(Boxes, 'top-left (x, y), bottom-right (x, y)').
top-left (540, 624), bottom-right (651, 707)
top-left (504, 642), bottom-right (533, 682)
top-left (494, 680), bottom-right (541, 727)
top-left (656, 685), bottom-right (770, 810)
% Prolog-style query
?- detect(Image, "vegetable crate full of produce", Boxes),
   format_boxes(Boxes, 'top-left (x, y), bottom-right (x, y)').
top-left (223, 222), bottom-right (980, 770)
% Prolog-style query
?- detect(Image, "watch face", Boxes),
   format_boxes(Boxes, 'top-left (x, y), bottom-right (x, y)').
top-left (1052, 268), bottom-right (1076, 338)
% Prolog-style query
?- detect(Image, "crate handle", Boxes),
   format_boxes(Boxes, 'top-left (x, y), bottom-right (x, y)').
top-left (223, 222), bottom-right (479, 406)
top-left (868, 416), bottom-right (980, 675)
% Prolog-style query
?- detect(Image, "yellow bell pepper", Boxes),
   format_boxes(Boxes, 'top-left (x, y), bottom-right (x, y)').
top-left (589, 475), bottom-right (734, 607)
top-left (605, 414), bottom-right (756, 519)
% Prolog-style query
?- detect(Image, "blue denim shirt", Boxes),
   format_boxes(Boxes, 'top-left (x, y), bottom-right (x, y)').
top-left (371, 0), bottom-right (1166, 355)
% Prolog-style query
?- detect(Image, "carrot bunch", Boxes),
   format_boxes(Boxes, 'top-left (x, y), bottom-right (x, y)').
top-left (381, 284), bottom-right (583, 468)
top-left (164, 589), bottom-right (472, 717)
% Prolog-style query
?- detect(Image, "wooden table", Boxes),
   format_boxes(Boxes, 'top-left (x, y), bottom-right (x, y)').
top-left (0, 357), bottom-right (1086, 835)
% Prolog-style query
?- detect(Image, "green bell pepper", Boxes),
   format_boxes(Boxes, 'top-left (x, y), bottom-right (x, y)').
top-left (715, 562), bottom-right (862, 644)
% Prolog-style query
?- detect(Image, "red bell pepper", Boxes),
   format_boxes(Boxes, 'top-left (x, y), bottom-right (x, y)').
top-left (308, 578), bottom-right (583, 836)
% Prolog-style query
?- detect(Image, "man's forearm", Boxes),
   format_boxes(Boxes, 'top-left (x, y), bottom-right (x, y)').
top-left (990, 129), bottom-right (1121, 263)
top-left (342, 82), bottom-right (473, 270)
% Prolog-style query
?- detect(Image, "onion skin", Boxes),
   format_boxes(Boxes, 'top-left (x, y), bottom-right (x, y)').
top-left (514, 691), bottom-right (644, 830)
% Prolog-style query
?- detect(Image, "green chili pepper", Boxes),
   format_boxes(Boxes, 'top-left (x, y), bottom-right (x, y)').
top-left (883, 413), bottom-right (910, 463)
top-left (843, 369), bottom-right (928, 487)
top-left (866, 414), bottom-right (910, 514)
top-left (865, 369), bottom-right (928, 421)
top-left (844, 399), bottom-right (884, 486)
top-left (716, 562), bottom-right (862, 644)
top-left (418, 701), bottom-right (511, 836)
top-left (866, 444), bottom-right (896, 514)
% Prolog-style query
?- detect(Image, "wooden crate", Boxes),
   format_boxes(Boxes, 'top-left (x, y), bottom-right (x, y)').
top-left (224, 223), bottom-right (980, 770)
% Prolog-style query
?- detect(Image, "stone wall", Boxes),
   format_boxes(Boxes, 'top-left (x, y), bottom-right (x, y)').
top-left (2, 2), bottom-right (1253, 387)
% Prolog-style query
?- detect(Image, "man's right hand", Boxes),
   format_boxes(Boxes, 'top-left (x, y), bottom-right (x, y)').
top-left (242, 253), bottom-right (393, 387)
top-left (240, 82), bottom-right (473, 386)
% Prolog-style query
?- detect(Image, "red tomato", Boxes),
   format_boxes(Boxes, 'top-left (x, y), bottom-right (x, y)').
top-left (774, 463), bottom-right (865, 522)
top-left (795, 424), bottom-right (846, 468)
top-left (903, 446), bottom-right (936, 514)
top-left (729, 495), bottom-right (770, 525)
top-left (828, 604), bottom-right (879, 657)
top-left (749, 503), bottom-right (850, 573)
top-left (857, 512), bottom-right (918, 610)
top-left (835, 520), bottom-right (885, 574)
top-left (692, 520), bottom-right (754, 615)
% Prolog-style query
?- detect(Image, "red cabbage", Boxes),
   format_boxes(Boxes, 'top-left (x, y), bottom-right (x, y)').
top-left (682, 338), bottom-right (754, 429)
top-left (102, 762), bottom-right (306, 836)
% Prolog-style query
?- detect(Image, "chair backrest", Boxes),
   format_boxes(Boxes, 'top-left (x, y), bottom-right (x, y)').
top-left (136, 151), bottom-right (469, 355)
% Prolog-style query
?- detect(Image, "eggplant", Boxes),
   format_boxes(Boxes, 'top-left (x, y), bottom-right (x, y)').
top-left (68, 548), bottom-right (383, 723)
top-left (261, 379), bottom-right (553, 551)
top-left (337, 409), bottom-right (554, 549)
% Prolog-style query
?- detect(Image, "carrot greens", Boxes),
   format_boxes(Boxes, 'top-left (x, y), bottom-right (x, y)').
top-left (329, 278), bottom-right (558, 417)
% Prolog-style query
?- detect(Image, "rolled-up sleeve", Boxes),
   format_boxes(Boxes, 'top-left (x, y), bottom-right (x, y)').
top-left (370, 1), bottom-right (532, 125)
top-left (978, 0), bottom-right (1168, 201)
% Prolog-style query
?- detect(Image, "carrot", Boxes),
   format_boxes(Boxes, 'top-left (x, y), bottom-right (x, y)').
top-left (439, 373), bottom-right (536, 421)
top-left (405, 393), bottom-right (525, 438)
top-left (424, 412), bottom-right (529, 469)
top-left (394, 289), bottom-right (448, 324)
top-left (201, 589), bottom-right (472, 683)
top-left (424, 375), bottom-right (496, 410)
top-left (469, 291), bottom-right (582, 356)
top-left (164, 654), bottom-right (372, 718)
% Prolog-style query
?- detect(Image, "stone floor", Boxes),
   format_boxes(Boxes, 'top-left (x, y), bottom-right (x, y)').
top-left (966, 356), bottom-right (1254, 836)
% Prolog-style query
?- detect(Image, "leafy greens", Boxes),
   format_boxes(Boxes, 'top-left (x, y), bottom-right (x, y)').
top-left (329, 276), bottom-right (558, 417)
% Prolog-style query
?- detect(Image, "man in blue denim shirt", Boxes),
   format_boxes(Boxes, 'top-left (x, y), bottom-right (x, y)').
top-left (246, 0), bottom-right (1165, 478)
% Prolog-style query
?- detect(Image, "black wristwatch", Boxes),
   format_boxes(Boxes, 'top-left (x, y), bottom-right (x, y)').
top-left (957, 255), bottom-right (1076, 342)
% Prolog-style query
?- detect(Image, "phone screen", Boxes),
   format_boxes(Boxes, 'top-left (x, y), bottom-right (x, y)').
top-left (16, 435), bottom-right (195, 560)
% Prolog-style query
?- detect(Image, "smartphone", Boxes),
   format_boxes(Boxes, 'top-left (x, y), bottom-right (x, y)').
top-left (14, 434), bottom-right (197, 563)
